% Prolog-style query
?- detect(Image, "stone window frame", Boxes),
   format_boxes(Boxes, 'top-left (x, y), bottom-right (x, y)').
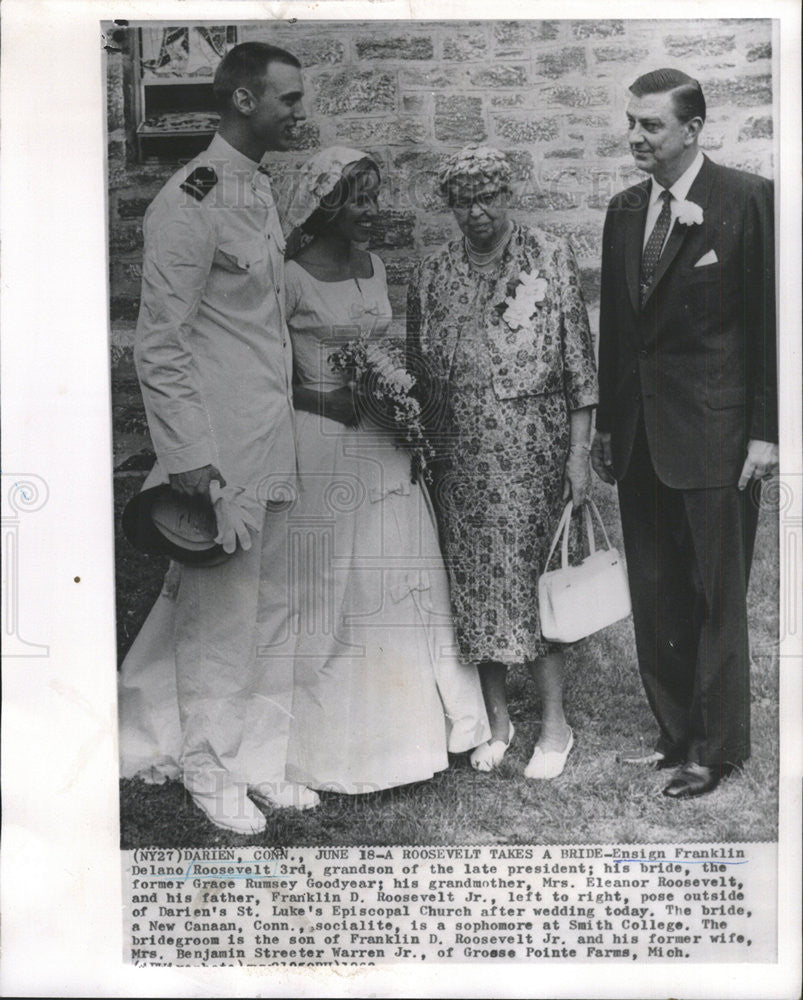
top-left (133, 25), bottom-right (237, 162)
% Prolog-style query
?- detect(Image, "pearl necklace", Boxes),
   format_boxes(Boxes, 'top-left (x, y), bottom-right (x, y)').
top-left (465, 222), bottom-right (513, 268)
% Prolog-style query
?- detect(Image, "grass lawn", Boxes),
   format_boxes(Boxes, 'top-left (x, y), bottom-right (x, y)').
top-left (116, 476), bottom-right (779, 848)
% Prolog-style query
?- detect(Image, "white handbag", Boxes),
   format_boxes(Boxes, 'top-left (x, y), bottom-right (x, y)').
top-left (538, 499), bottom-right (632, 644)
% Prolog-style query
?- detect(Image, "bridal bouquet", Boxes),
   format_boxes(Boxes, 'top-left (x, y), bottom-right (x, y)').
top-left (329, 333), bottom-right (434, 483)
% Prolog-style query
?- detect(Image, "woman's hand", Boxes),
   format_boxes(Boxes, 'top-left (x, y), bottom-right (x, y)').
top-left (563, 443), bottom-right (591, 506)
top-left (322, 386), bottom-right (360, 426)
top-left (293, 384), bottom-right (359, 426)
top-left (565, 406), bottom-right (593, 505)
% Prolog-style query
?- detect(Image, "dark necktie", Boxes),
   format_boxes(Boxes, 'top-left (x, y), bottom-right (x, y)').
top-left (640, 189), bottom-right (673, 306)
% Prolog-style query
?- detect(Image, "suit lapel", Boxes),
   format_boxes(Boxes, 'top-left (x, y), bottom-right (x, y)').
top-left (623, 182), bottom-right (650, 315)
top-left (642, 155), bottom-right (715, 308)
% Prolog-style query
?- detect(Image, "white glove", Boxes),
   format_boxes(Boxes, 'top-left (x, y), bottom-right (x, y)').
top-left (209, 482), bottom-right (262, 554)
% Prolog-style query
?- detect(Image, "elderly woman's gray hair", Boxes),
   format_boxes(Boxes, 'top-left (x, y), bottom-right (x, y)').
top-left (437, 144), bottom-right (513, 201)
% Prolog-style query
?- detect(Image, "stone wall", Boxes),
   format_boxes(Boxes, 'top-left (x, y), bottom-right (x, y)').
top-left (107, 17), bottom-right (773, 467)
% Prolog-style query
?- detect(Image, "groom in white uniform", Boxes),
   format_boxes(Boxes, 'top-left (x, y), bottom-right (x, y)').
top-left (134, 42), bottom-right (318, 831)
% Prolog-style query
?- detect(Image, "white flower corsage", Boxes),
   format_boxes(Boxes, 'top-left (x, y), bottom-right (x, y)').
top-left (673, 199), bottom-right (704, 226)
top-left (499, 268), bottom-right (548, 331)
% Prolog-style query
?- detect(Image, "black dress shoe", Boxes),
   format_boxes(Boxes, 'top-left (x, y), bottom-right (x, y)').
top-left (662, 762), bottom-right (737, 799)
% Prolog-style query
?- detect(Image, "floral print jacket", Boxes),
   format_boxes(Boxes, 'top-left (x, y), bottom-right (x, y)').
top-left (406, 222), bottom-right (598, 412)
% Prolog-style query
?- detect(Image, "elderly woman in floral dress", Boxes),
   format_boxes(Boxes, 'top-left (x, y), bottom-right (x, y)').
top-left (406, 145), bottom-right (598, 779)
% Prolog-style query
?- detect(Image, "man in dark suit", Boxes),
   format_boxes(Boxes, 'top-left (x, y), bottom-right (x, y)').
top-left (592, 68), bottom-right (777, 799)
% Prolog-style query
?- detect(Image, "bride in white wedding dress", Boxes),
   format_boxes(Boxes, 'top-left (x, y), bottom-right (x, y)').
top-left (281, 147), bottom-right (489, 793)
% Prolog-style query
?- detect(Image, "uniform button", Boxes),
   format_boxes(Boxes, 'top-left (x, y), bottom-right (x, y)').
top-left (634, 392), bottom-right (642, 401)
top-left (639, 349), bottom-right (648, 358)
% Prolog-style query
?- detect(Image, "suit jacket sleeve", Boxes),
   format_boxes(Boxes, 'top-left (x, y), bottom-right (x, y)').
top-left (745, 178), bottom-right (778, 443)
top-left (595, 201), bottom-right (618, 433)
top-left (134, 207), bottom-right (217, 473)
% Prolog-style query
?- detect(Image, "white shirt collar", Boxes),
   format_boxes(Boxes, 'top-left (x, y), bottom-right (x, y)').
top-left (649, 150), bottom-right (705, 207)
top-left (207, 132), bottom-right (263, 178)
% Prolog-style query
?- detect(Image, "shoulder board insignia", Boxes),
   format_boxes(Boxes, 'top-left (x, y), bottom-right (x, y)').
top-left (180, 166), bottom-right (218, 202)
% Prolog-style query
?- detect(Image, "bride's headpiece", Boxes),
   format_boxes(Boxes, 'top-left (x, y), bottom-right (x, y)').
top-left (284, 146), bottom-right (378, 231)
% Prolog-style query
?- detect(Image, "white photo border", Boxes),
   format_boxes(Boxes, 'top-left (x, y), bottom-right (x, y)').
top-left (1, 0), bottom-right (800, 997)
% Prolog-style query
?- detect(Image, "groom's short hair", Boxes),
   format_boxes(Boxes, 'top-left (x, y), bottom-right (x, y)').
top-left (629, 68), bottom-right (707, 124)
top-left (213, 42), bottom-right (301, 113)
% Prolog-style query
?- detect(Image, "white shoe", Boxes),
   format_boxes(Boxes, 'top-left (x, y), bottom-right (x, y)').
top-left (184, 773), bottom-right (267, 834)
top-left (250, 781), bottom-right (320, 811)
top-left (470, 721), bottom-right (515, 772)
top-left (524, 727), bottom-right (574, 780)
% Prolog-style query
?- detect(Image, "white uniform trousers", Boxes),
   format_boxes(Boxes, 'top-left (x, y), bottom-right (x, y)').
top-left (175, 501), bottom-right (296, 787)
top-left (119, 501), bottom-right (296, 788)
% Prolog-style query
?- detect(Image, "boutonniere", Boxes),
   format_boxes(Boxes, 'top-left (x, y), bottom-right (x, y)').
top-left (673, 199), bottom-right (704, 226)
top-left (495, 268), bottom-right (549, 331)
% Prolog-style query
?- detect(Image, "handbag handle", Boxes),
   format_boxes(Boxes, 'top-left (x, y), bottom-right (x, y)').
top-left (544, 499), bottom-right (614, 574)
top-left (583, 498), bottom-right (614, 552)
top-left (543, 501), bottom-right (573, 574)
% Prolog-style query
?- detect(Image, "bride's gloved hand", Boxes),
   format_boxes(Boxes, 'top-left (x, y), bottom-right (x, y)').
top-left (209, 482), bottom-right (262, 554)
